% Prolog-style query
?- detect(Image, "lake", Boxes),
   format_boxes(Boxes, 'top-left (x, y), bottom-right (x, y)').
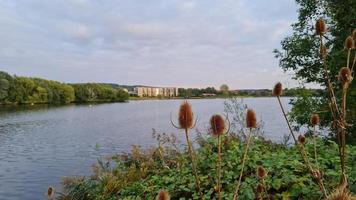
top-left (0, 98), bottom-right (291, 200)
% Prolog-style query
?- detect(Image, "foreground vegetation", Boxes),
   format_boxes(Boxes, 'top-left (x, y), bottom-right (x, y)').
top-left (0, 71), bottom-right (129, 105)
top-left (57, 133), bottom-right (355, 200)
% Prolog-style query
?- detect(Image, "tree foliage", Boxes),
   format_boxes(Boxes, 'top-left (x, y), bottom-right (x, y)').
top-left (274, 0), bottom-right (356, 143)
top-left (0, 71), bottom-right (128, 105)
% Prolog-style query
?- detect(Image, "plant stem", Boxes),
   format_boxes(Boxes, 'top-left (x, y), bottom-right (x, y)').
top-left (340, 84), bottom-right (348, 179)
top-left (184, 128), bottom-right (203, 200)
top-left (276, 96), bottom-right (328, 198)
top-left (233, 128), bottom-right (253, 200)
top-left (347, 49), bottom-right (351, 68)
top-left (217, 135), bottom-right (222, 200)
top-left (320, 36), bottom-right (340, 117)
top-left (351, 52), bottom-right (356, 75)
top-left (313, 126), bottom-right (318, 166)
top-left (277, 96), bottom-right (297, 144)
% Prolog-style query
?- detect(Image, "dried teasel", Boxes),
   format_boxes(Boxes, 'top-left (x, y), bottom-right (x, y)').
top-left (327, 188), bottom-right (356, 200)
top-left (210, 114), bottom-right (225, 137)
top-left (47, 186), bottom-right (54, 199)
top-left (257, 166), bottom-right (267, 178)
top-left (272, 82), bottom-right (283, 96)
top-left (338, 67), bottom-right (352, 85)
top-left (310, 114), bottom-right (320, 126)
top-left (246, 109), bottom-right (257, 128)
top-left (156, 189), bottom-right (170, 200)
top-left (178, 101), bottom-right (193, 129)
top-left (315, 18), bottom-right (326, 36)
top-left (298, 134), bottom-right (306, 144)
top-left (311, 169), bottom-right (323, 182)
top-left (345, 36), bottom-right (355, 49)
top-left (256, 183), bottom-right (264, 194)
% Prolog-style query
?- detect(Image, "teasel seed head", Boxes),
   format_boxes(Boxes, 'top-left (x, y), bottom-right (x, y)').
top-left (320, 44), bottom-right (327, 59)
top-left (47, 186), bottom-right (54, 199)
top-left (210, 114), bottom-right (225, 137)
top-left (315, 18), bottom-right (326, 36)
top-left (338, 67), bottom-right (352, 85)
top-left (178, 101), bottom-right (193, 129)
top-left (345, 36), bottom-right (355, 49)
top-left (256, 183), bottom-right (264, 194)
top-left (311, 169), bottom-right (323, 182)
top-left (156, 189), bottom-right (170, 200)
top-left (353, 29), bottom-right (356, 40)
top-left (310, 114), bottom-right (320, 126)
top-left (298, 134), bottom-right (306, 144)
top-left (272, 82), bottom-right (283, 96)
top-left (246, 109), bottom-right (257, 128)
top-left (326, 188), bottom-right (356, 200)
top-left (257, 166), bottom-right (267, 178)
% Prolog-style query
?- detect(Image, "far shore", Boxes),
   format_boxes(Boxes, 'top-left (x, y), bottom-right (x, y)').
top-left (128, 95), bottom-right (293, 101)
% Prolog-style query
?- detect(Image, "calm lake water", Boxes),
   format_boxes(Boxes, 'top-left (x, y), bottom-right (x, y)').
top-left (0, 98), bottom-right (291, 200)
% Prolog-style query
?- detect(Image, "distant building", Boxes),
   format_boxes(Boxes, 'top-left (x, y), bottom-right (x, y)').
top-left (202, 93), bottom-right (216, 97)
top-left (134, 87), bottom-right (178, 97)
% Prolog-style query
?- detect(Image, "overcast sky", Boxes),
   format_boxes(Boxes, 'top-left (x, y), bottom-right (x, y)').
top-left (0, 0), bottom-right (300, 89)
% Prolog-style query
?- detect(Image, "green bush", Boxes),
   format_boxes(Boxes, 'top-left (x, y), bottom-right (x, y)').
top-left (60, 135), bottom-right (356, 200)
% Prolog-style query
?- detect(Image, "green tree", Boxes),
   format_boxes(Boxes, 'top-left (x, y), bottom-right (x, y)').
top-left (220, 84), bottom-right (229, 96)
top-left (274, 0), bottom-right (356, 143)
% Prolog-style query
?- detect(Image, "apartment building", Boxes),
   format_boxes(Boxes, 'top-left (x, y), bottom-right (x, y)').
top-left (134, 87), bottom-right (178, 97)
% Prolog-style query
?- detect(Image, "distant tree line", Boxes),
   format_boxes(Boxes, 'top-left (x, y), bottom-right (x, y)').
top-left (0, 71), bottom-right (128, 105)
top-left (178, 87), bottom-right (218, 97)
top-left (177, 85), bottom-right (322, 98)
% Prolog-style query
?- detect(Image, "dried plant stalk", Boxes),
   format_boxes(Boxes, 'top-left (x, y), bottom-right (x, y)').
top-left (233, 128), bottom-right (253, 200)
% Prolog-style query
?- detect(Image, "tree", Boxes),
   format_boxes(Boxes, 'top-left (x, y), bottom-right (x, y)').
top-left (274, 0), bottom-right (356, 143)
top-left (220, 84), bottom-right (229, 96)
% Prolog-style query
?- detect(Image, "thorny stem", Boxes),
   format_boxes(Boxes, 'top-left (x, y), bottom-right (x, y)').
top-left (313, 126), bottom-right (318, 166)
top-left (319, 35), bottom-right (347, 185)
top-left (184, 128), bottom-right (203, 200)
top-left (340, 83), bottom-right (349, 178)
top-left (217, 135), bottom-right (222, 200)
top-left (347, 49), bottom-right (351, 69)
top-left (233, 128), bottom-right (253, 200)
top-left (320, 36), bottom-right (340, 117)
top-left (351, 52), bottom-right (356, 75)
top-left (277, 96), bottom-right (297, 144)
top-left (276, 96), bottom-right (328, 198)
top-left (262, 178), bottom-right (269, 200)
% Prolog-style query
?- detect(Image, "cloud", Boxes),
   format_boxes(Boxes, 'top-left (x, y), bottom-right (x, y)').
top-left (0, 0), bottom-right (300, 89)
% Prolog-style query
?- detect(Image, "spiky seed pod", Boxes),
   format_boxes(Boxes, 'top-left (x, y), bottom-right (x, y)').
top-left (338, 67), bottom-right (352, 84)
top-left (256, 183), bottom-right (264, 194)
top-left (298, 134), bottom-right (306, 144)
top-left (311, 169), bottom-right (323, 182)
top-left (353, 29), bottom-right (356, 40)
top-left (327, 188), bottom-right (356, 200)
top-left (246, 109), bottom-right (257, 128)
top-left (47, 186), bottom-right (54, 198)
top-left (210, 114), bottom-right (225, 137)
top-left (315, 19), bottom-right (326, 36)
top-left (257, 166), bottom-right (267, 178)
top-left (156, 189), bottom-right (170, 200)
top-left (345, 36), bottom-right (355, 49)
top-left (310, 114), bottom-right (320, 126)
top-left (178, 101), bottom-right (193, 129)
top-left (272, 82), bottom-right (283, 96)
top-left (320, 44), bottom-right (327, 58)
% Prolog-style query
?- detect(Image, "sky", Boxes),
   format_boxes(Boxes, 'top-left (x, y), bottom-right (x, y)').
top-left (0, 0), bottom-right (300, 89)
